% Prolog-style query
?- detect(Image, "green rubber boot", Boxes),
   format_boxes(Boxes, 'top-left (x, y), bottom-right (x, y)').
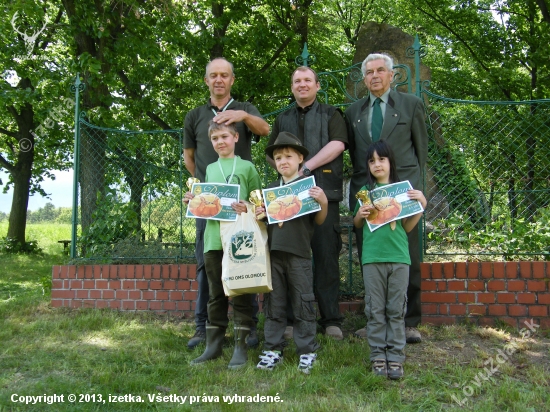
top-left (228, 326), bottom-right (250, 370)
top-left (191, 325), bottom-right (225, 364)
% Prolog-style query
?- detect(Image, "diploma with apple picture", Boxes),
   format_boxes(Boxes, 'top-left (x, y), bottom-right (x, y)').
top-left (262, 176), bottom-right (321, 225)
top-left (356, 180), bottom-right (424, 232)
top-left (186, 183), bottom-right (240, 221)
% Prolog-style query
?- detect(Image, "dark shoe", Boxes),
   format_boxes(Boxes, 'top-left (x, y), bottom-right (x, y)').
top-left (354, 327), bottom-right (367, 339)
top-left (371, 359), bottom-right (387, 377)
top-left (405, 327), bottom-right (422, 344)
top-left (190, 326), bottom-right (225, 364)
top-left (246, 329), bottom-right (259, 348)
top-left (187, 329), bottom-right (206, 349)
top-left (387, 361), bottom-right (404, 380)
top-left (228, 326), bottom-right (250, 370)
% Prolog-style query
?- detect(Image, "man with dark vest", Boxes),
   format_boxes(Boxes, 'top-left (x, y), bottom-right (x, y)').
top-left (184, 57), bottom-right (270, 349)
top-left (266, 66), bottom-right (348, 340)
top-left (345, 53), bottom-right (428, 343)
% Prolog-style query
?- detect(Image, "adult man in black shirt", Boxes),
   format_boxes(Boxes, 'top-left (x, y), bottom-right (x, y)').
top-left (184, 58), bottom-right (269, 349)
top-left (266, 66), bottom-right (348, 340)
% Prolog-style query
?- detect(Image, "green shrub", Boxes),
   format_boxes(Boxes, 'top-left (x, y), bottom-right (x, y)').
top-left (428, 207), bottom-right (550, 260)
top-left (79, 190), bottom-right (139, 257)
top-left (0, 237), bottom-right (43, 254)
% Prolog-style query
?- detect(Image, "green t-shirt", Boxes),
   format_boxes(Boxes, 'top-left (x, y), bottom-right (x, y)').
top-left (353, 184), bottom-right (411, 265)
top-left (203, 156), bottom-right (262, 253)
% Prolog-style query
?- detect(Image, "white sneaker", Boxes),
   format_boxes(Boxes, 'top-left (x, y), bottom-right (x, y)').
top-left (298, 353), bottom-right (317, 374)
top-left (257, 351), bottom-right (283, 370)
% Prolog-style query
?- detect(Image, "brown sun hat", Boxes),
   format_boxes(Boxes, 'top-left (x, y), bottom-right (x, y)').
top-left (265, 132), bottom-right (309, 159)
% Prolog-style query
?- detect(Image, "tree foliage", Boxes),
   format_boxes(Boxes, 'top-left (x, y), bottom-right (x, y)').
top-left (392, 0), bottom-right (550, 100)
top-left (1, 0), bottom-right (549, 245)
top-left (0, 0), bottom-right (72, 243)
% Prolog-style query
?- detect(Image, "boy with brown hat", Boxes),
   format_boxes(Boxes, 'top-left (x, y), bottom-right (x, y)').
top-left (255, 132), bottom-right (328, 374)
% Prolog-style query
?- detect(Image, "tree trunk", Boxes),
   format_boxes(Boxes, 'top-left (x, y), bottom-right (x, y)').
top-left (115, 147), bottom-right (145, 238)
top-left (7, 155), bottom-right (33, 244)
top-left (62, 0), bottom-right (126, 253)
top-left (294, 1), bottom-right (311, 48)
top-left (5, 79), bottom-right (35, 244)
top-left (79, 126), bottom-right (106, 242)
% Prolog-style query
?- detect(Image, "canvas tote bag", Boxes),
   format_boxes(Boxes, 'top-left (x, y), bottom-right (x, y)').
top-left (220, 204), bottom-right (272, 297)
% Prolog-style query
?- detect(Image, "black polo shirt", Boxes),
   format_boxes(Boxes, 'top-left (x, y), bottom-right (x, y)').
top-left (184, 99), bottom-right (263, 181)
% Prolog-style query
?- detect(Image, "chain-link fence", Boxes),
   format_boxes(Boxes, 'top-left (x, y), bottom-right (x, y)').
top-left (73, 120), bottom-right (194, 263)
top-left (423, 93), bottom-right (550, 260)
top-left (70, 100), bottom-right (550, 293)
top-left (70, 67), bottom-right (549, 298)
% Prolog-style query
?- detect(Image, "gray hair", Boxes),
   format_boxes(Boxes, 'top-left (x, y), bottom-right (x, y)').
top-left (361, 53), bottom-right (394, 77)
top-left (205, 57), bottom-right (235, 77)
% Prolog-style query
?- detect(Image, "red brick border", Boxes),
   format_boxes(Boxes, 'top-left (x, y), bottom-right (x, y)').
top-left (420, 262), bottom-right (550, 330)
top-left (51, 262), bottom-right (550, 329)
top-left (51, 264), bottom-right (198, 317)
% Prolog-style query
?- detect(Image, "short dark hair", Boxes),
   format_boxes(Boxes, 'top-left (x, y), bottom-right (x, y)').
top-left (291, 66), bottom-right (319, 83)
top-left (365, 140), bottom-right (400, 190)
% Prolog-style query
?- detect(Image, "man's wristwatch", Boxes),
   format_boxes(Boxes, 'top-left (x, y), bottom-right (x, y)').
top-left (302, 164), bottom-right (312, 176)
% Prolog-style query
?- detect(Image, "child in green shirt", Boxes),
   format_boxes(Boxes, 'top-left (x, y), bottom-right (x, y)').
top-left (353, 140), bottom-right (426, 380)
top-left (184, 121), bottom-right (261, 369)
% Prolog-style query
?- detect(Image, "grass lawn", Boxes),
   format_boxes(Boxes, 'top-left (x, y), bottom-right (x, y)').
top-left (0, 224), bottom-right (549, 411)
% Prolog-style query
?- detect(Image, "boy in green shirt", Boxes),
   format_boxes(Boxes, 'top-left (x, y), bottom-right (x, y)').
top-left (184, 121), bottom-right (261, 369)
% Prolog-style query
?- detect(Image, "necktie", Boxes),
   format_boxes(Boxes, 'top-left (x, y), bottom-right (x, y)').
top-left (371, 97), bottom-right (383, 142)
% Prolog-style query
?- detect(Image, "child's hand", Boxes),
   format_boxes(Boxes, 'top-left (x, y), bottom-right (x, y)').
top-left (232, 200), bottom-right (248, 215)
top-left (356, 204), bottom-right (375, 219)
top-left (183, 191), bottom-right (194, 205)
top-left (407, 190), bottom-right (427, 209)
top-left (309, 186), bottom-right (328, 206)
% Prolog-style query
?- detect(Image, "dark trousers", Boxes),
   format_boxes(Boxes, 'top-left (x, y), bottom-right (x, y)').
top-left (354, 223), bottom-right (422, 328)
top-left (194, 219), bottom-right (259, 331)
top-left (289, 201), bottom-right (342, 329)
top-left (204, 250), bottom-right (254, 329)
top-left (264, 251), bottom-right (320, 355)
top-left (194, 219), bottom-right (209, 330)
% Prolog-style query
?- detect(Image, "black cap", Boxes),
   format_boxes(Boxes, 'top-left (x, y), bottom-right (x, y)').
top-left (265, 132), bottom-right (309, 159)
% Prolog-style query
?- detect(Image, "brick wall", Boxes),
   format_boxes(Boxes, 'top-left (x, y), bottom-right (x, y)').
top-left (51, 262), bottom-right (549, 329)
top-left (421, 261), bottom-right (550, 330)
top-left (51, 264), bottom-right (197, 316)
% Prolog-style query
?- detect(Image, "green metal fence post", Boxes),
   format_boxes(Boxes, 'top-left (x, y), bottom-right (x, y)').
top-left (295, 43), bottom-right (317, 68)
top-left (70, 74), bottom-right (85, 259)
